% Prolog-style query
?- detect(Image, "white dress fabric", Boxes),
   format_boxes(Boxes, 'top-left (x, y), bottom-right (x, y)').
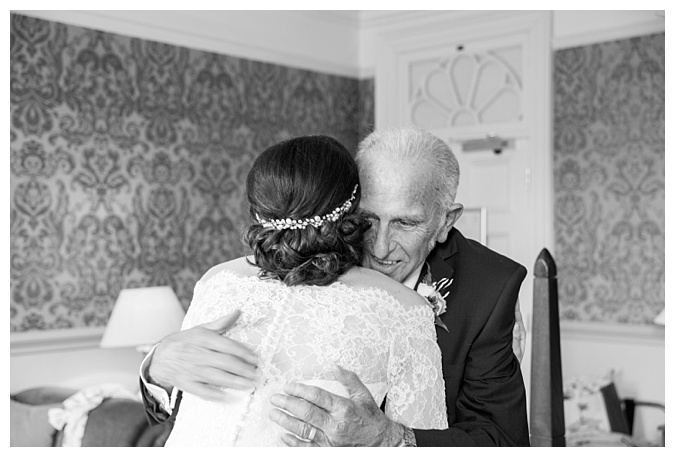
top-left (165, 268), bottom-right (447, 447)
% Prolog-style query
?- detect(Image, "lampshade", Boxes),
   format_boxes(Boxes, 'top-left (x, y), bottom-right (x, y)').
top-left (653, 308), bottom-right (665, 326)
top-left (100, 286), bottom-right (186, 351)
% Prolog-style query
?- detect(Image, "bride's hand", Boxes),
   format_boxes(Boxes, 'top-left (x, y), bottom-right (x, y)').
top-left (269, 364), bottom-right (404, 446)
top-left (147, 309), bottom-right (260, 401)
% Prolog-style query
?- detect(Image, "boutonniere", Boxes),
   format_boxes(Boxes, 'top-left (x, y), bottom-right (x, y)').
top-left (417, 263), bottom-right (452, 333)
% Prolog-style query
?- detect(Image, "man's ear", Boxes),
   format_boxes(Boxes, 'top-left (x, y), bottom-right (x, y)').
top-left (436, 203), bottom-right (464, 244)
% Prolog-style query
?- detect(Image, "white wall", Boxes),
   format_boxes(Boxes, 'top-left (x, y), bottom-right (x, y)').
top-left (561, 323), bottom-right (665, 444)
top-left (10, 328), bottom-right (142, 394)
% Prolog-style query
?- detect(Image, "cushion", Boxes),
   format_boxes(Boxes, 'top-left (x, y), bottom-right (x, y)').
top-left (10, 399), bottom-right (61, 447)
top-left (80, 398), bottom-right (150, 447)
top-left (11, 386), bottom-right (76, 405)
top-left (10, 386), bottom-right (172, 447)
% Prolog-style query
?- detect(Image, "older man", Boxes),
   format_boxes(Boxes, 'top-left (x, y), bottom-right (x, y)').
top-left (140, 127), bottom-right (529, 446)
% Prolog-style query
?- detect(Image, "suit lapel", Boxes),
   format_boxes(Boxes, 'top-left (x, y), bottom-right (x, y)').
top-left (425, 229), bottom-right (460, 331)
top-left (426, 228), bottom-right (458, 284)
top-left (427, 255), bottom-right (454, 285)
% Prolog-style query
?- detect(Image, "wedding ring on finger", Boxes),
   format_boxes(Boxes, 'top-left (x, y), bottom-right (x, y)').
top-left (307, 426), bottom-right (317, 442)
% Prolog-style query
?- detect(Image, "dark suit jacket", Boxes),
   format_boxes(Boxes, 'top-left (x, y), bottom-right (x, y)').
top-left (141, 228), bottom-right (529, 446)
top-left (413, 228), bottom-right (529, 446)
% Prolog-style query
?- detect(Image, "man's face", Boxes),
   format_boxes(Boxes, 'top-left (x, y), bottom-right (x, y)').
top-left (358, 154), bottom-right (455, 284)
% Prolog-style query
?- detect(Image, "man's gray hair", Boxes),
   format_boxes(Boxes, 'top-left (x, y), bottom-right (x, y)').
top-left (355, 126), bottom-right (460, 210)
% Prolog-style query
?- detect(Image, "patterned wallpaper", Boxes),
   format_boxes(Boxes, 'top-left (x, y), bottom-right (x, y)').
top-left (10, 14), bottom-right (372, 332)
top-left (358, 78), bottom-right (375, 141)
top-left (11, 13), bottom-right (662, 332)
top-left (553, 33), bottom-right (665, 325)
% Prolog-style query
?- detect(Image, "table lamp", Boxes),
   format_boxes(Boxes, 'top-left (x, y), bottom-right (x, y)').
top-left (100, 286), bottom-right (186, 354)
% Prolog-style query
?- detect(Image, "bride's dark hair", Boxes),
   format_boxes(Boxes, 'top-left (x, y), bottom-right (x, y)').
top-left (243, 135), bottom-right (370, 286)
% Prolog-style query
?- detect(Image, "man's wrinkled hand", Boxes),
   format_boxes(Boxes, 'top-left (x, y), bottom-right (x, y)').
top-left (269, 364), bottom-right (404, 447)
top-left (148, 309), bottom-right (260, 401)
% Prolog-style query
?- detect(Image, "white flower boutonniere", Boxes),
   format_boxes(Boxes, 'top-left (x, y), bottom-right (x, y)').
top-left (417, 264), bottom-right (452, 333)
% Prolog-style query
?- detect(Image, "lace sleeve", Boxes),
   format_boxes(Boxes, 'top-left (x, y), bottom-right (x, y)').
top-left (385, 309), bottom-right (448, 430)
top-left (180, 279), bottom-right (206, 331)
top-left (180, 261), bottom-right (239, 331)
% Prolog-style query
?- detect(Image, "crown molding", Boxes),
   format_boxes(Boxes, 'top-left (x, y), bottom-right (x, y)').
top-left (11, 10), bottom-right (667, 80)
top-left (13, 10), bottom-right (362, 78)
top-left (304, 10), bottom-right (361, 28)
top-left (358, 9), bottom-right (509, 29)
top-left (552, 10), bottom-right (665, 49)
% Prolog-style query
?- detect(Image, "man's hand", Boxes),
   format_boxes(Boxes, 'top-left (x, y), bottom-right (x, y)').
top-left (147, 310), bottom-right (260, 401)
top-left (269, 364), bottom-right (404, 447)
top-left (513, 300), bottom-right (526, 363)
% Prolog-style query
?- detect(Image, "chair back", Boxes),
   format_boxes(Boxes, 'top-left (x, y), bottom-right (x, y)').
top-left (529, 248), bottom-right (566, 446)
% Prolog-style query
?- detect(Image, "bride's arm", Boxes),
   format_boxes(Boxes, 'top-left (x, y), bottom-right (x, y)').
top-left (385, 308), bottom-right (448, 431)
top-left (141, 265), bottom-right (259, 415)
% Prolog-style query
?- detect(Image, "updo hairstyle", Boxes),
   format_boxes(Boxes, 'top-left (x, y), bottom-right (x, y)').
top-left (243, 135), bottom-right (370, 286)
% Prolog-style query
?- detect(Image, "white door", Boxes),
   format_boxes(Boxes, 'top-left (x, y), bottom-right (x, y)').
top-left (375, 11), bottom-right (554, 417)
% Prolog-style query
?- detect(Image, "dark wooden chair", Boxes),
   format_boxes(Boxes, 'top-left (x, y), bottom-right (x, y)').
top-left (528, 248), bottom-right (665, 447)
top-left (529, 248), bottom-right (565, 446)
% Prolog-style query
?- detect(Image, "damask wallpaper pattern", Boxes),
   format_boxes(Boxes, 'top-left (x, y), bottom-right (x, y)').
top-left (10, 14), bottom-right (372, 332)
top-left (11, 13), bottom-right (663, 332)
top-left (358, 78), bottom-right (375, 140)
top-left (553, 33), bottom-right (664, 325)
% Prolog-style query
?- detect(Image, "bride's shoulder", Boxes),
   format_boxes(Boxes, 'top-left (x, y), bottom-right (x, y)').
top-left (341, 267), bottom-right (427, 310)
top-left (199, 256), bottom-right (258, 283)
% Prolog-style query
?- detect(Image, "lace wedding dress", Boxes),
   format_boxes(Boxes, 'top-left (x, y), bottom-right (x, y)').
top-left (165, 264), bottom-right (447, 447)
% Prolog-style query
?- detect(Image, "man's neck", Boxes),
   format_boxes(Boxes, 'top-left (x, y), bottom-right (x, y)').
top-left (402, 264), bottom-right (425, 290)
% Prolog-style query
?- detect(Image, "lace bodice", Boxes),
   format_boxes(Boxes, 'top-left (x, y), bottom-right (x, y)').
top-left (165, 266), bottom-right (447, 447)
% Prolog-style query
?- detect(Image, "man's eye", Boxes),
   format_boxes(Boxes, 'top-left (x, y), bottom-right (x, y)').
top-left (396, 220), bottom-right (416, 228)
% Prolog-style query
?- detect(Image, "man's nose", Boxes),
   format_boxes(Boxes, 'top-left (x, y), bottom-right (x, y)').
top-left (370, 226), bottom-right (394, 258)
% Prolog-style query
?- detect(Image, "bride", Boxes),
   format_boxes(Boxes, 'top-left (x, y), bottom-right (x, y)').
top-left (164, 135), bottom-right (447, 446)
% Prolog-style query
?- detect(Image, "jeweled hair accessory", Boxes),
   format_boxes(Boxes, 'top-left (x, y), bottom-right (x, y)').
top-left (256, 184), bottom-right (358, 231)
